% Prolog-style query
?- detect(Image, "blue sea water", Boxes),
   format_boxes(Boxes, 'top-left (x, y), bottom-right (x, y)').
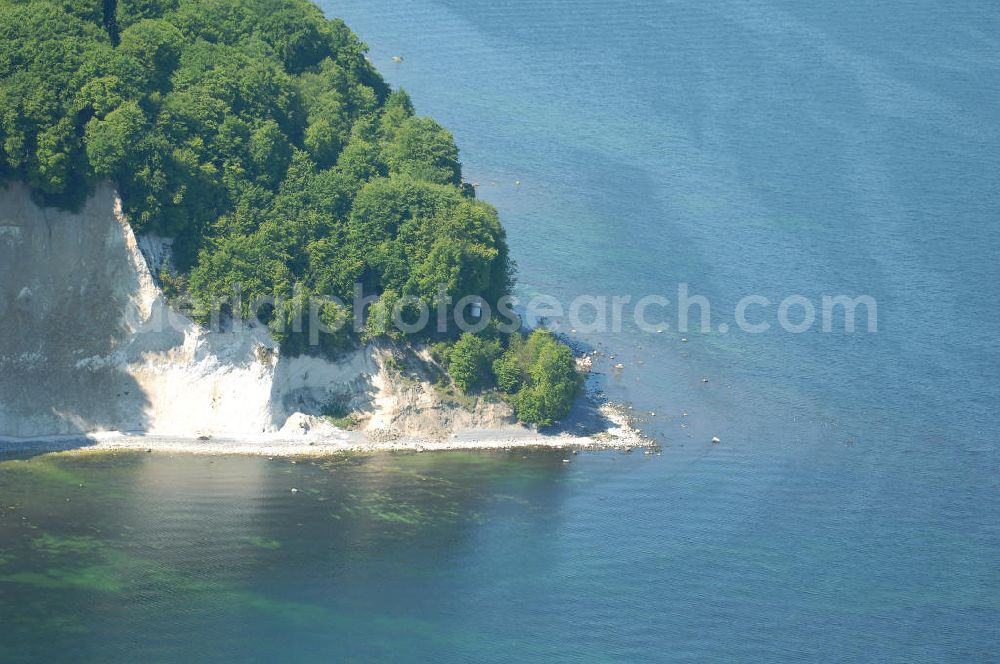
top-left (322, 0), bottom-right (1000, 657)
top-left (1, 1), bottom-right (998, 661)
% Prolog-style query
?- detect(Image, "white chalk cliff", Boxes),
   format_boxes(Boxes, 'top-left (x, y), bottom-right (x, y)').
top-left (0, 182), bottom-right (520, 441)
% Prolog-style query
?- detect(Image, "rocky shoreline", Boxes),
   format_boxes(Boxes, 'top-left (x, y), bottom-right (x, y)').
top-left (0, 403), bottom-right (651, 457)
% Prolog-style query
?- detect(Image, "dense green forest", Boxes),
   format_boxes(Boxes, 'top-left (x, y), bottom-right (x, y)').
top-left (0, 0), bottom-right (579, 425)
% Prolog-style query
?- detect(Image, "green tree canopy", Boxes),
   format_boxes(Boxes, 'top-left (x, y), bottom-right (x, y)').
top-left (0, 0), bottom-right (581, 425)
top-left (493, 330), bottom-right (580, 426)
top-left (444, 333), bottom-right (502, 393)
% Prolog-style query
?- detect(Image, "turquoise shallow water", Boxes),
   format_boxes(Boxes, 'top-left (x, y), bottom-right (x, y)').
top-left (2, 0), bottom-right (999, 661)
top-left (2, 446), bottom-right (989, 663)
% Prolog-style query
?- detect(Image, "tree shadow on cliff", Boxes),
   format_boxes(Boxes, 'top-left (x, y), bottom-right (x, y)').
top-left (266, 342), bottom-right (379, 432)
top-left (0, 180), bottom-right (154, 451)
top-left (0, 322), bottom-right (153, 453)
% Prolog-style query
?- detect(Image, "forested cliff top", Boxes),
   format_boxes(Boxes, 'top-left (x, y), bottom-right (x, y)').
top-left (0, 0), bottom-right (579, 426)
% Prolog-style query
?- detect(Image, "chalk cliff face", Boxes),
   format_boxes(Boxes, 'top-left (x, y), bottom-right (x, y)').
top-left (0, 181), bottom-right (152, 436)
top-left (0, 182), bottom-right (515, 439)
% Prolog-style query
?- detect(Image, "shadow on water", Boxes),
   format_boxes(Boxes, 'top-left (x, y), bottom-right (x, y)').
top-left (539, 333), bottom-right (648, 442)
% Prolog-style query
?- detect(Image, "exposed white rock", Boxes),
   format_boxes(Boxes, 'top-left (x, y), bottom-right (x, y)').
top-left (0, 182), bottom-right (414, 438)
top-left (0, 182), bottom-right (647, 452)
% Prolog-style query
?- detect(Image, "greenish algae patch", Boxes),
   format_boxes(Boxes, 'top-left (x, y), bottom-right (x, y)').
top-left (0, 457), bottom-right (88, 488)
top-left (31, 534), bottom-right (105, 556)
top-left (366, 504), bottom-right (427, 525)
top-left (235, 593), bottom-right (334, 624)
top-left (5, 532), bottom-right (223, 599)
top-left (0, 566), bottom-right (125, 593)
top-left (0, 534), bottom-right (134, 593)
top-left (243, 536), bottom-right (282, 550)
